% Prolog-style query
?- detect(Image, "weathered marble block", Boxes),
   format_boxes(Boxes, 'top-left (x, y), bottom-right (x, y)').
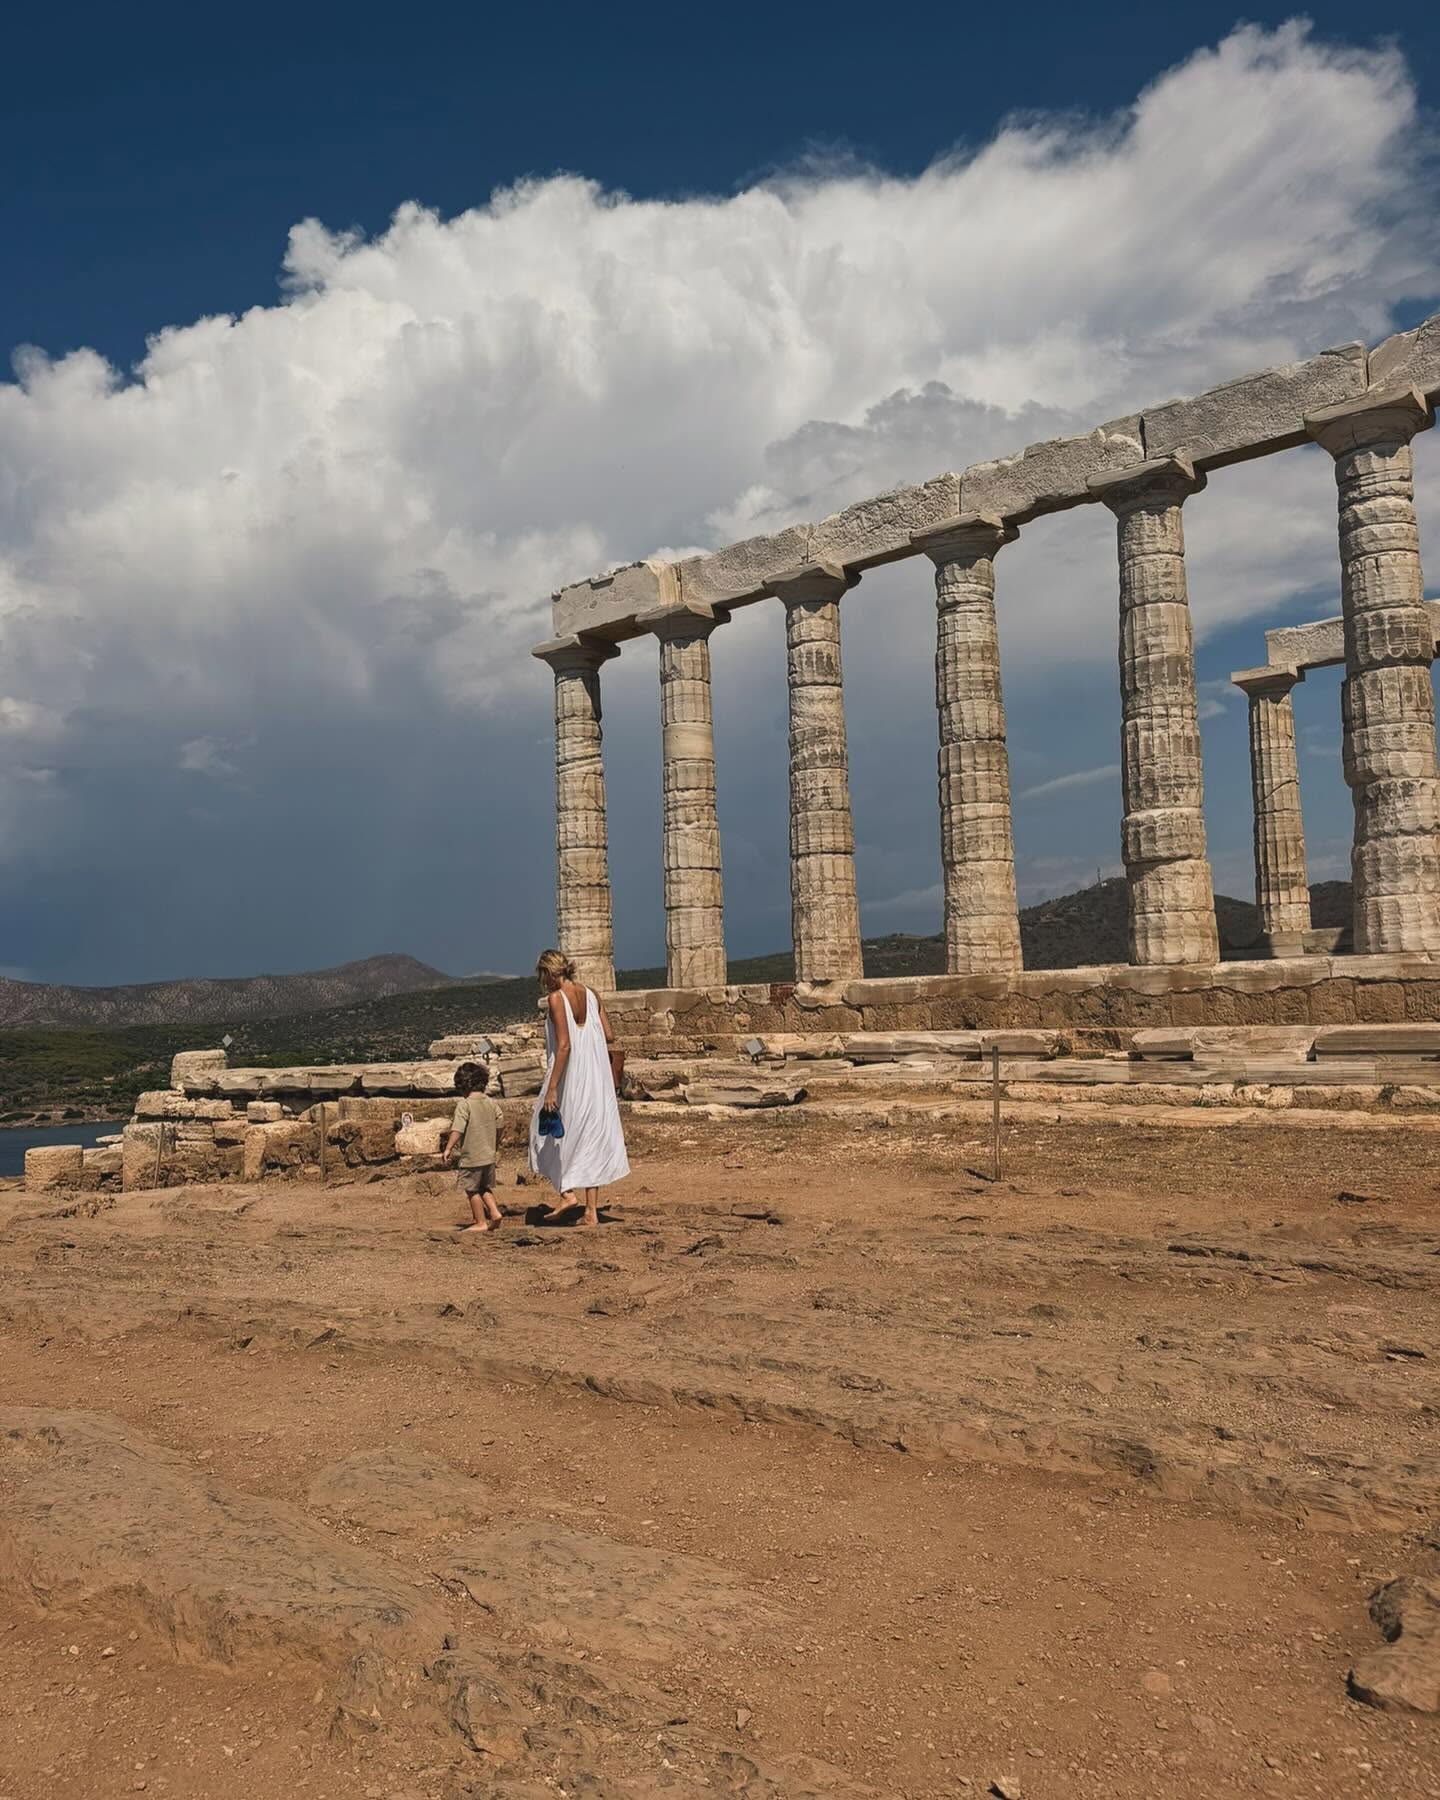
top-left (1143, 344), bottom-right (1367, 468)
top-left (551, 559), bottom-right (674, 642)
top-left (959, 418), bottom-right (1143, 521)
top-left (675, 525), bottom-right (811, 610)
top-left (23, 1144), bottom-right (83, 1192)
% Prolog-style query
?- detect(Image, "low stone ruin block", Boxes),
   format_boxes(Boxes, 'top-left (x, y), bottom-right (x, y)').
top-left (23, 1144), bottom-right (84, 1192)
top-left (395, 1117), bottom-right (448, 1156)
top-left (246, 1101), bottom-right (285, 1122)
top-left (684, 1081), bottom-right (807, 1108)
top-left (357, 1062), bottom-right (459, 1096)
top-left (842, 1030), bottom-right (984, 1061)
top-left (81, 1144), bottom-right (123, 1182)
top-left (1130, 1025), bottom-right (1317, 1062)
top-left (744, 1033), bottom-right (845, 1059)
top-left (1312, 1026), bottom-right (1440, 1057)
top-left (981, 1031), bottom-right (1058, 1056)
top-left (429, 1035), bottom-right (495, 1058)
top-left (241, 1122), bottom-right (319, 1182)
top-left (287, 1068), bottom-right (361, 1097)
top-left (215, 1070), bottom-right (268, 1098)
top-left (121, 1124), bottom-right (163, 1191)
top-left (334, 1096), bottom-right (454, 1124)
top-left (170, 1049), bottom-right (227, 1092)
top-left (1127, 1031), bottom-right (1197, 1059)
top-left (327, 1118), bottom-right (400, 1166)
top-left (133, 1090), bottom-right (236, 1121)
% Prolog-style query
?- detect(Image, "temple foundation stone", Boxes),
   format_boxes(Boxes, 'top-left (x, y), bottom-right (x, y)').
top-left (1306, 387), bottom-right (1440, 955)
top-left (913, 513), bottom-right (1023, 973)
top-left (1232, 665), bottom-right (1311, 956)
top-left (639, 601), bottom-right (729, 988)
top-left (1090, 455), bottom-right (1219, 967)
top-left (771, 562), bottom-right (865, 984)
top-left (533, 635), bottom-right (620, 992)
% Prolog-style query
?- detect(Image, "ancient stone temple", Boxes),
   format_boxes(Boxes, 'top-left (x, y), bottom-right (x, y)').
top-left (534, 313), bottom-right (1440, 1033)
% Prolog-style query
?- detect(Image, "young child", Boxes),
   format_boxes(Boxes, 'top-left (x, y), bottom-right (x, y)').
top-left (441, 1061), bottom-right (504, 1232)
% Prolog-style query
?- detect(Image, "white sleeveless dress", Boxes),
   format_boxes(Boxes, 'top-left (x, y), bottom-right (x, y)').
top-left (529, 986), bottom-right (630, 1192)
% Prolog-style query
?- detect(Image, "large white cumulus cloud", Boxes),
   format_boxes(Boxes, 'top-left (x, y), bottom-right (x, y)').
top-left (1, 21), bottom-right (1437, 974)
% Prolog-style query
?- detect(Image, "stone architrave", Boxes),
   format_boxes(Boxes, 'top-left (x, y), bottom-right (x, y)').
top-left (1089, 456), bottom-right (1220, 967)
top-left (769, 562), bottom-right (864, 984)
top-left (532, 635), bottom-right (621, 992)
top-left (1231, 665), bottom-right (1312, 955)
top-left (1306, 387), bottom-right (1440, 955)
top-left (638, 602), bottom-right (729, 988)
top-left (911, 513), bottom-right (1023, 974)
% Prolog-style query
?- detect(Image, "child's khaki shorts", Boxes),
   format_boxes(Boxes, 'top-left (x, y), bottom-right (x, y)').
top-left (458, 1164), bottom-right (496, 1196)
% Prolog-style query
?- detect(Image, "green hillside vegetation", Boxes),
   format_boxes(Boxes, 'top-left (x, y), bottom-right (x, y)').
top-left (0, 879), bottom-right (1355, 1125)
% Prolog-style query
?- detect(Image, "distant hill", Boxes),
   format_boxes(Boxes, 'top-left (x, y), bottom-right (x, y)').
top-left (0, 953), bottom-right (456, 1030)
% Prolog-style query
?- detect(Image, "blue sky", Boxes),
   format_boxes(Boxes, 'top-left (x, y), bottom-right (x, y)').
top-left (2, 4), bottom-right (1439, 983)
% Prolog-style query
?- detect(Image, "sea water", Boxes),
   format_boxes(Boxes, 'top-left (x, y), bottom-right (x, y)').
top-left (0, 1122), bottom-right (117, 1179)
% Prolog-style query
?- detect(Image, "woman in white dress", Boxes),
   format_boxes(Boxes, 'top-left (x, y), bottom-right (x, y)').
top-left (528, 949), bottom-right (629, 1228)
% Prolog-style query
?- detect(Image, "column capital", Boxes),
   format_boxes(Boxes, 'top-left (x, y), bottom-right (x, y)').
top-left (1305, 385), bottom-right (1434, 457)
top-left (636, 600), bottom-right (729, 643)
top-left (770, 560), bottom-right (856, 606)
top-left (532, 633), bottom-right (621, 674)
top-left (1231, 663), bottom-right (1303, 700)
top-left (1088, 454), bottom-right (1205, 514)
top-left (911, 511), bottom-right (1018, 564)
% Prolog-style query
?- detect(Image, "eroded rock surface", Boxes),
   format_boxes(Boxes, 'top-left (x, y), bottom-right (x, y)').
top-left (309, 1446), bottom-right (497, 1535)
top-left (440, 1524), bottom-right (782, 1660)
top-left (1349, 1575), bottom-right (1440, 1714)
top-left (0, 1407), bottom-right (445, 1671)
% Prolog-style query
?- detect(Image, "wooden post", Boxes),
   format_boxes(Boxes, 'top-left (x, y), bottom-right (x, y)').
top-left (317, 1102), bottom-right (327, 1181)
top-left (991, 1046), bottom-right (1003, 1183)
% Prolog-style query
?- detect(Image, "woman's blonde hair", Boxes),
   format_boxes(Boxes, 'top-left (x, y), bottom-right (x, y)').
top-left (535, 948), bottom-right (577, 982)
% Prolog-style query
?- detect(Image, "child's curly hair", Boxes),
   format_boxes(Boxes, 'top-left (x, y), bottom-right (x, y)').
top-left (453, 1061), bottom-right (490, 1096)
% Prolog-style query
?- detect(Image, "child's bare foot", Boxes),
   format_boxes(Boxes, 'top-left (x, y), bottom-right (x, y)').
top-left (460, 1220), bottom-right (493, 1233)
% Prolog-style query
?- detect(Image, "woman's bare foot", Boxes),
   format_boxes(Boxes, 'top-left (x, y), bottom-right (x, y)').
top-left (580, 1205), bottom-right (600, 1229)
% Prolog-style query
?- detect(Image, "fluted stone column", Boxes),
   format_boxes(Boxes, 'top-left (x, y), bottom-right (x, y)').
top-left (638, 602), bottom-right (729, 988)
top-left (1306, 387), bottom-right (1440, 955)
top-left (1090, 456), bottom-right (1219, 967)
top-left (533, 634), bottom-right (620, 992)
top-left (1232, 665), bottom-right (1311, 956)
top-left (912, 512), bottom-right (1022, 973)
top-left (770, 561), bottom-right (864, 984)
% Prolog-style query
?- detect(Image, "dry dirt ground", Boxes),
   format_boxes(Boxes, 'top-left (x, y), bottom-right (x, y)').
top-left (2, 1108), bottom-right (1439, 1800)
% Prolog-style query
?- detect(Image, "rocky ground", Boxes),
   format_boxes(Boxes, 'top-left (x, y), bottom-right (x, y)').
top-left (2, 1108), bottom-right (1438, 1799)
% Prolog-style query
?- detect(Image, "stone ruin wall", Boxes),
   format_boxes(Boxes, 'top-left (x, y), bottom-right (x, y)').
top-left (604, 954), bottom-right (1440, 1043)
top-left (22, 1034), bottom-right (547, 1198)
